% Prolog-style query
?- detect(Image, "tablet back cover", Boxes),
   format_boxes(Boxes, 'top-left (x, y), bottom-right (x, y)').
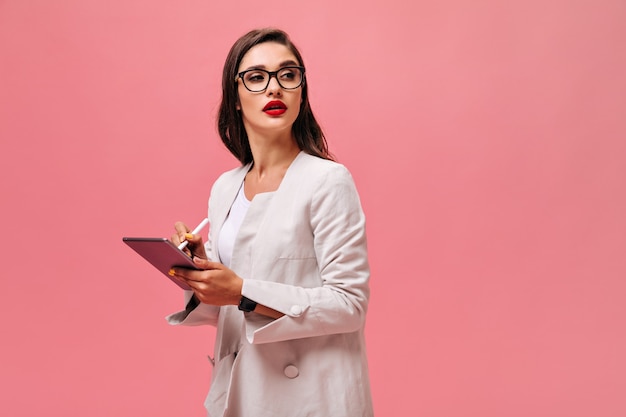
top-left (122, 237), bottom-right (196, 290)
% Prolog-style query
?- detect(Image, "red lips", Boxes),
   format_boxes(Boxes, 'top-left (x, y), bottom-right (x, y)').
top-left (263, 100), bottom-right (287, 116)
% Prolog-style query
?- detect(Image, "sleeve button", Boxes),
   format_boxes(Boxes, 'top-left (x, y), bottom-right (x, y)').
top-left (284, 365), bottom-right (299, 379)
top-left (290, 305), bottom-right (303, 316)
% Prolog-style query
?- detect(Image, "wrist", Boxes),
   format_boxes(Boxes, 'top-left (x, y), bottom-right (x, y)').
top-left (232, 277), bottom-right (244, 306)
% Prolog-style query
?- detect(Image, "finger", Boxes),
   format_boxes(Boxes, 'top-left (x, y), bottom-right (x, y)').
top-left (193, 257), bottom-right (222, 270)
top-left (184, 232), bottom-right (203, 246)
top-left (167, 271), bottom-right (190, 288)
top-left (168, 267), bottom-right (192, 279)
top-left (173, 221), bottom-right (190, 244)
top-left (170, 232), bottom-right (192, 257)
top-left (169, 267), bottom-right (205, 283)
top-left (179, 233), bottom-right (207, 260)
top-left (171, 232), bottom-right (181, 246)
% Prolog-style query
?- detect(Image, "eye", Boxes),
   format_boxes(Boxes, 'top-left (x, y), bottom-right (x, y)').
top-left (244, 71), bottom-right (267, 84)
top-left (278, 68), bottom-right (297, 80)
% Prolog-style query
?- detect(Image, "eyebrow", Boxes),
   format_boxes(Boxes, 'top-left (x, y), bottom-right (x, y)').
top-left (240, 60), bottom-right (300, 72)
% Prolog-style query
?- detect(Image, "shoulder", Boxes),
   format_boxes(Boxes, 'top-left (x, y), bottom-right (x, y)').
top-left (288, 154), bottom-right (363, 211)
top-left (299, 154), bottom-right (366, 226)
top-left (293, 152), bottom-right (355, 187)
top-left (211, 163), bottom-right (250, 194)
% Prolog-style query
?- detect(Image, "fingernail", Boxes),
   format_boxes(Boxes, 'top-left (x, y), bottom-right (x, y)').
top-left (184, 233), bottom-right (194, 240)
top-left (168, 268), bottom-right (175, 276)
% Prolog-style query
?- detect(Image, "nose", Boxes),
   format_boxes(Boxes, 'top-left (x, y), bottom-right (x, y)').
top-left (265, 74), bottom-right (282, 95)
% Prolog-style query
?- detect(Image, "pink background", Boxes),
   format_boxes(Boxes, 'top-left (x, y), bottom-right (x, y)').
top-left (1, 1), bottom-right (625, 416)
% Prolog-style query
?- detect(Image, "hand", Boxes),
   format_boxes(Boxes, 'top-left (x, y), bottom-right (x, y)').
top-left (171, 221), bottom-right (208, 260)
top-left (169, 258), bottom-right (243, 306)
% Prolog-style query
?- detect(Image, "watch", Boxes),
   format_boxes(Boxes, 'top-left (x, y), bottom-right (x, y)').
top-left (238, 296), bottom-right (257, 312)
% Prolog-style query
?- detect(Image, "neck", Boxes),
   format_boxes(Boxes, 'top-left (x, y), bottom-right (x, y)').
top-left (248, 133), bottom-right (300, 177)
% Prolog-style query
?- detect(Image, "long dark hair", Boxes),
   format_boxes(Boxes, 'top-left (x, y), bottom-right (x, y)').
top-left (217, 28), bottom-right (332, 164)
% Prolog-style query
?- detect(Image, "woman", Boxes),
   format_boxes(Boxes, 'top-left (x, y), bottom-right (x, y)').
top-left (167, 28), bottom-right (373, 417)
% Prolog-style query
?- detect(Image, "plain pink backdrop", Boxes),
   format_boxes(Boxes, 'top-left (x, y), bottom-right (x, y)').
top-left (1, 1), bottom-right (625, 416)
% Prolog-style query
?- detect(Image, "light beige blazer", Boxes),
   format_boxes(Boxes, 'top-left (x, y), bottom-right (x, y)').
top-left (167, 152), bottom-right (373, 417)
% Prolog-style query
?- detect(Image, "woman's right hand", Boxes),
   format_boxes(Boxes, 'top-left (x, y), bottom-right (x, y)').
top-left (171, 221), bottom-right (208, 260)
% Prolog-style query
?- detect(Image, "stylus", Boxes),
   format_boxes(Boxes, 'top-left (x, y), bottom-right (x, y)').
top-left (177, 217), bottom-right (209, 250)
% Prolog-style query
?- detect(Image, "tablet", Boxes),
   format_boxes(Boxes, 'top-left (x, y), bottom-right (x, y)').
top-left (122, 237), bottom-right (200, 290)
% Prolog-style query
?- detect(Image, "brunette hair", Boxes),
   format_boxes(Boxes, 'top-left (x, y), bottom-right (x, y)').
top-left (217, 28), bottom-right (332, 164)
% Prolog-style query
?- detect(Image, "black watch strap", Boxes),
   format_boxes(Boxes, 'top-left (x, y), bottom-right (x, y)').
top-left (238, 296), bottom-right (257, 312)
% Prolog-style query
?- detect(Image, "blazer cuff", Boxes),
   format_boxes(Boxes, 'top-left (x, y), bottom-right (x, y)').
top-left (241, 280), bottom-right (318, 344)
top-left (165, 290), bottom-right (219, 326)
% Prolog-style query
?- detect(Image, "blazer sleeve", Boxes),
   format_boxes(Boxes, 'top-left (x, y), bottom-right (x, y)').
top-left (241, 165), bottom-right (370, 344)
top-left (165, 288), bottom-right (220, 327)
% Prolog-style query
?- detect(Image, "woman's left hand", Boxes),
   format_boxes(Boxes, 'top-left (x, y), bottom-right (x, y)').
top-left (169, 259), bottom-right (243, 306)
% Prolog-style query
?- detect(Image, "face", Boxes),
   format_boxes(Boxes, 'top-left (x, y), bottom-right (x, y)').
top-left (236, 42), bottom-right (303, 139)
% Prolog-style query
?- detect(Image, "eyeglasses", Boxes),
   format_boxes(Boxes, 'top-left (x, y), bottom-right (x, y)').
top-left (235, 66), bottom-right (305, 92)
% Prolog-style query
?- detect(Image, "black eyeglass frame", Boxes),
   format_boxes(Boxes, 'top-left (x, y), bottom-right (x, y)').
top-left (235, 66), bottom-right (306, 92)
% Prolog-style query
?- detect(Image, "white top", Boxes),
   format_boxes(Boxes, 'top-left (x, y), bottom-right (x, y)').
top-left (217, 183), bottom-right (250, 267)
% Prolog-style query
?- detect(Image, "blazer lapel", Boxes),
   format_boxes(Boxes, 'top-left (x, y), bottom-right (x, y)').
top-left (243, 152), bottom-right (308, 272)
top-left (209, 164), bottom-right (250, 261)
top-left (215, 152), bottom-right (307, 271)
